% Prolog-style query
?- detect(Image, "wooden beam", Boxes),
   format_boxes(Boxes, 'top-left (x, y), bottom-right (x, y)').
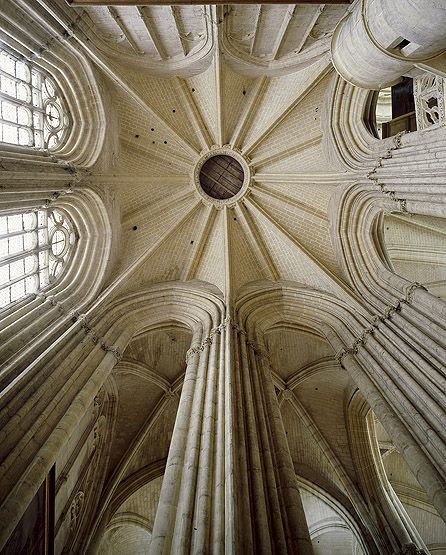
top-left (68, 1), bottom-right (351, 5)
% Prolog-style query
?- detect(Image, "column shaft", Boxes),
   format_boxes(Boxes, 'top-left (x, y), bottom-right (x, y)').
top-left (149, 317), bottom-right (313, 554)
top-left (344, 356), bottom-right (446, 522)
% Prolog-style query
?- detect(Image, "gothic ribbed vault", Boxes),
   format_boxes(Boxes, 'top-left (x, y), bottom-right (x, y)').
top-left (1, 2), bottom-right (446, 555)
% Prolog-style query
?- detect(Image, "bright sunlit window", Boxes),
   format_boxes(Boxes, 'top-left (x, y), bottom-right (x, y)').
top-left (0, 48), bottom-right (70, 149)
top-left (0, 208), bottom-right (76, 309)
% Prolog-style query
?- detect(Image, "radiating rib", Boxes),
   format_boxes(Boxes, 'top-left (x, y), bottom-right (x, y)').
top-left (249, 5), bottom-right (262, 56)
top-left (90, 175), bottom-right (188, 186)
top-left (254, 172), bottom-right (353, 185)
top-left (243, 62), bottom-right (331, 156)
top-left (386, 245), bottom-right (446, 264)
top-left (176, 78), bottom-right (213, 150)
top-left (213, 6), bottom-right (224, 146)
top-left (290, 5), bottom-right (324, 55)
top-left (120, 136), bottom-right (194, 174)
top-left (245, 196), bottom-right (350, 297)
top-left (252, 182), bottom-right (327, 221)
top-left (182, 205), bottom-right (216, 281)
top-left (252, 135), bottom-right (322, 169)
top-left (170, 6), bottom-right (188, 57)
top-left (236, 202), bottom-right (280, 280)
top-left (107, 7), bottom-right (144, 55)
top-left (123, 187), bottom-right (195, 225)
top-left (111, 201), bottom-right (203, 298)
top-left (223, 206), bottom-right (233, 302)
top-left (390, 213), bottom-right (446, 237)
top-left (230, 76), bottom-right (268, 149)
top-left (270, 6), bottom-right (296, 61)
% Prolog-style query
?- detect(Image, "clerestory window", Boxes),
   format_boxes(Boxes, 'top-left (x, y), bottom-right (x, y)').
top-left (0, 208), bottom-right (76, 309)
top-left (0, 47), bottom-right (70, 149)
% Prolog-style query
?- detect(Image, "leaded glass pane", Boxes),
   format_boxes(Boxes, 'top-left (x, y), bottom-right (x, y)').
top-left (0, 48), bottom-right (70, 150)
top-left (0, 208), bottom-right (76, 309)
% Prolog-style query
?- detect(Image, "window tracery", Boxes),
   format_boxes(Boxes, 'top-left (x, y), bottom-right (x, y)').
top-left (414, 73), bottom-right (446, 129)
top-left (0, 208), bottom-right (76, 309)
top-left (0, 48), bottom-right (70, 149)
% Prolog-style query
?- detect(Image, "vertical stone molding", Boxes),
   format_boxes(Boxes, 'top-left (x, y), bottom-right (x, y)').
top-left (346, 390), bottom-right (429, 554)
top-left (236, 284), bottom-right (446, 528)
top-left (150, 316), bottom-right (313, 555)
top-left (149, 321), bottom-right (222, 554)
top-left (2, 280), bottom-right (444, 553)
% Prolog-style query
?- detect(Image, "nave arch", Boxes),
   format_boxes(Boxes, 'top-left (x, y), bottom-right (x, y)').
top-left (1, 6), bottom-right (446, 548)
top-left (0, 281), bottom-right (225, 549)
top-left (2, 273), bottom-right (444, 553)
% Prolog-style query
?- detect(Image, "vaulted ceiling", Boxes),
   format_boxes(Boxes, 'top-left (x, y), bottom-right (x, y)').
top-left (68, 4), bottom-right (349, 74)
top-left (5, 2), bottom-right (443, 553)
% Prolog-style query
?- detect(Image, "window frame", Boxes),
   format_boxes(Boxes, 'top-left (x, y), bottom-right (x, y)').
top-left (0, 206), bottom-right (77, 311)
top-left (0, 44), bottom-right (71, 151)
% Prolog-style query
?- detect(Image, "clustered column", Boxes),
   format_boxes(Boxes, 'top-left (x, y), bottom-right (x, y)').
top-left (332, 125), bottom-right (446, 527)
top-left (149, 313), bottom-right (313, 555)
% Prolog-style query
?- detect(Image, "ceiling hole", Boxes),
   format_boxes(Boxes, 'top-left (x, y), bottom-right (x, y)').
top-left (395, 38), bottom-right (411, 50)
top-left (192, 88), bottom-right (195, 92)
top-left (135, 134), bottom-right (139, 138)
top-left (199, 154), bottom-right (244, 200)
top-left (242, 90), bottom-right (246, 95)
top-left (233, 217), bottom-right (237, 221)
top-left (172, 109), bottom-right (176, 113)
top-left (190, 240), bottom-right (194, 244)
top-left (151, 128), bottom-right (154, 131)
top-left (132, 225), bottom-right (138, 231)
top-left (164, 140), bottom-right (167, 144)
top-left (152, 141), bottom-right (155, 144)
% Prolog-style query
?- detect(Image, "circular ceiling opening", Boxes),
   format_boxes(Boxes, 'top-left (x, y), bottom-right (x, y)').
top-left (199, 154), bottom-right (244, 200)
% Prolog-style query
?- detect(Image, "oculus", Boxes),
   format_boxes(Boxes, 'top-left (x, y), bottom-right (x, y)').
top-left (199, 154), bottom-right (244, 200)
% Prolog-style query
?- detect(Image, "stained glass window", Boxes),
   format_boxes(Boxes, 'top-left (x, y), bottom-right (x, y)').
top-left (0, 48), bottom-right (70, 149)
top-left (0, 208), bottom-right (76, 309)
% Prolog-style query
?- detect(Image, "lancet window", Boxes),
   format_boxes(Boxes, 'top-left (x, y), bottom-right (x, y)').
top-left (0, 208), bottom-right (76, 308)
top-left (0, 47), bottom-right (70, 149)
